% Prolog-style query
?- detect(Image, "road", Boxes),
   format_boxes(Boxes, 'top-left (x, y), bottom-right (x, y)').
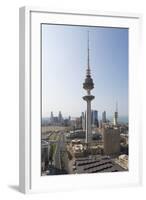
top-left (54, 134), bottom-right (62, 170)
top-left (49, 132), bottom-right (65, 169)
top-left (42, 131), bottom-right (68, 175)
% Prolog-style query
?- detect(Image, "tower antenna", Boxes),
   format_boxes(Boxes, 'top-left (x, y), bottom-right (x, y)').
top-left (87, 31), bottom-right (90, 76)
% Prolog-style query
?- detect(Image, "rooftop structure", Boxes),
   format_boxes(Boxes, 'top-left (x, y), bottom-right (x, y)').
top-left (73, 155), bottom-right (125, 174)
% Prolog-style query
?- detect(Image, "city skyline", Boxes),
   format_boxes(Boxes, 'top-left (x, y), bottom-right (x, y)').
top-left (42, 24), bottom-right (128, 118)
top-left (42, 110), bottom-right (128, 124)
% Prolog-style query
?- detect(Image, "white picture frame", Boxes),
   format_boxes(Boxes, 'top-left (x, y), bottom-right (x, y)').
top-left (19, 6), bottom-right (142, 194)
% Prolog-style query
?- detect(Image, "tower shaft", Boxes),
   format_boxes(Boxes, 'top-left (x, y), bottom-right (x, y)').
top-left (86, 100), bottom-right (91, 143)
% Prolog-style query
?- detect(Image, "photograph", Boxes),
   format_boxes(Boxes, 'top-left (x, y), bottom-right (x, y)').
top-left (41, 24), bottom-right (129, 176)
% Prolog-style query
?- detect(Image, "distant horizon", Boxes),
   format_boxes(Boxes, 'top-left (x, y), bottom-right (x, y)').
top-left (42, 113), bottom-right (128, 123)
top-left (42, 111), bottom-right (128, 118)
top-left (42, 24), bottom-right (128, 118)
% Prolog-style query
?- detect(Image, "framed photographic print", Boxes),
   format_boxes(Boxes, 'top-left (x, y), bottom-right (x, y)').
top-left (19, 7), bottom-right (142, 193)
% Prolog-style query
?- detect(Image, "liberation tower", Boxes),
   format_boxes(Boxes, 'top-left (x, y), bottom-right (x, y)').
top-left (83, 33), bottom-right (95, 144)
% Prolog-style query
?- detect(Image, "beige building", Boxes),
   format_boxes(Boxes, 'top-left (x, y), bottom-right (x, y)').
top-left (103, 127), bottom-right (120, 156)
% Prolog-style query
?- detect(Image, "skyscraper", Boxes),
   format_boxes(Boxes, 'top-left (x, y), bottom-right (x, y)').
top-left (50, 111), bottom-right (54, 123)
top-left (113, 102), bottom-right (118, 126)
top-left (83, 32), bottom-right (95, 143)
top-left (81, 112), bottom-right (86, 131)
top-left (58, 111), bottom-right (63, 123)
top-left (92, 110), bottom-right (99, 127)
top-left (102, 111), bottom-right (106, 123)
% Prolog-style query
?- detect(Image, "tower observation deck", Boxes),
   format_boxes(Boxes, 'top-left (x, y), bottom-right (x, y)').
top-left (83, 32), bottom-right (95, 144)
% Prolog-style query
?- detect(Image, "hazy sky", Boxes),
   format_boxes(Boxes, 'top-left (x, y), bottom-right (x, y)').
top-left (42, 24), bottom-right (128, 119)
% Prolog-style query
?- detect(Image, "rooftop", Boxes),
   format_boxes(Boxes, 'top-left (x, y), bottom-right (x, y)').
top-left (73, 155), bottom-right (125, 174)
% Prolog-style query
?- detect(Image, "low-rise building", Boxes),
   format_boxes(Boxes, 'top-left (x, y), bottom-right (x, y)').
top-left (114, 154), bottom-right (128, 170)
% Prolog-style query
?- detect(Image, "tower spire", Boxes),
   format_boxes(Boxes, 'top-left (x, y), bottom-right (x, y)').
top-left (87, 31), bottom-right (90, 76)
top-left (83, 31), bottom-right (94, 91)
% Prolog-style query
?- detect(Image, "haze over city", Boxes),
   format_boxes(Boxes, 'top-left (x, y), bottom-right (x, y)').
top-left (42, 24), bottom-right (128, 119)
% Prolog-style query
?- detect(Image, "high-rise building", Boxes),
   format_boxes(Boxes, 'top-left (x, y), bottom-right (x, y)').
top-left (113, 102), bottom-right (118, 126)
top-left (50, 111), bottom-right (54, 123)
top-left (102, 111), bottom-right (106, 123)
top-left (58, 111), bottom-right (63, 123)
top-left (103, 127), bottom-right (120, 156)
top-left (68, 116), bottom-right (71, 125)
top-left (91, 110), bottom-right (99, 127)
top-left (99, 120), bottom-right (103, 129)
top-left (81, 112), bottom-right (86, 131)
top-left (83, 32), bottom-right (95, 143)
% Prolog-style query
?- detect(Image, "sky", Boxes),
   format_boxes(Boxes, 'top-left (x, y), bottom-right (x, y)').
top-left (42, 24), bottom-right (128, 119)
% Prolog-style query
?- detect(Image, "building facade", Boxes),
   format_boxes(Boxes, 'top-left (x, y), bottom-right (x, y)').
top-left (102, 111), bottom-right (106, 123)
top-left (91, 110), bottom-right (99, 127)
top-left (103, 127), bottom-right (120, 156)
